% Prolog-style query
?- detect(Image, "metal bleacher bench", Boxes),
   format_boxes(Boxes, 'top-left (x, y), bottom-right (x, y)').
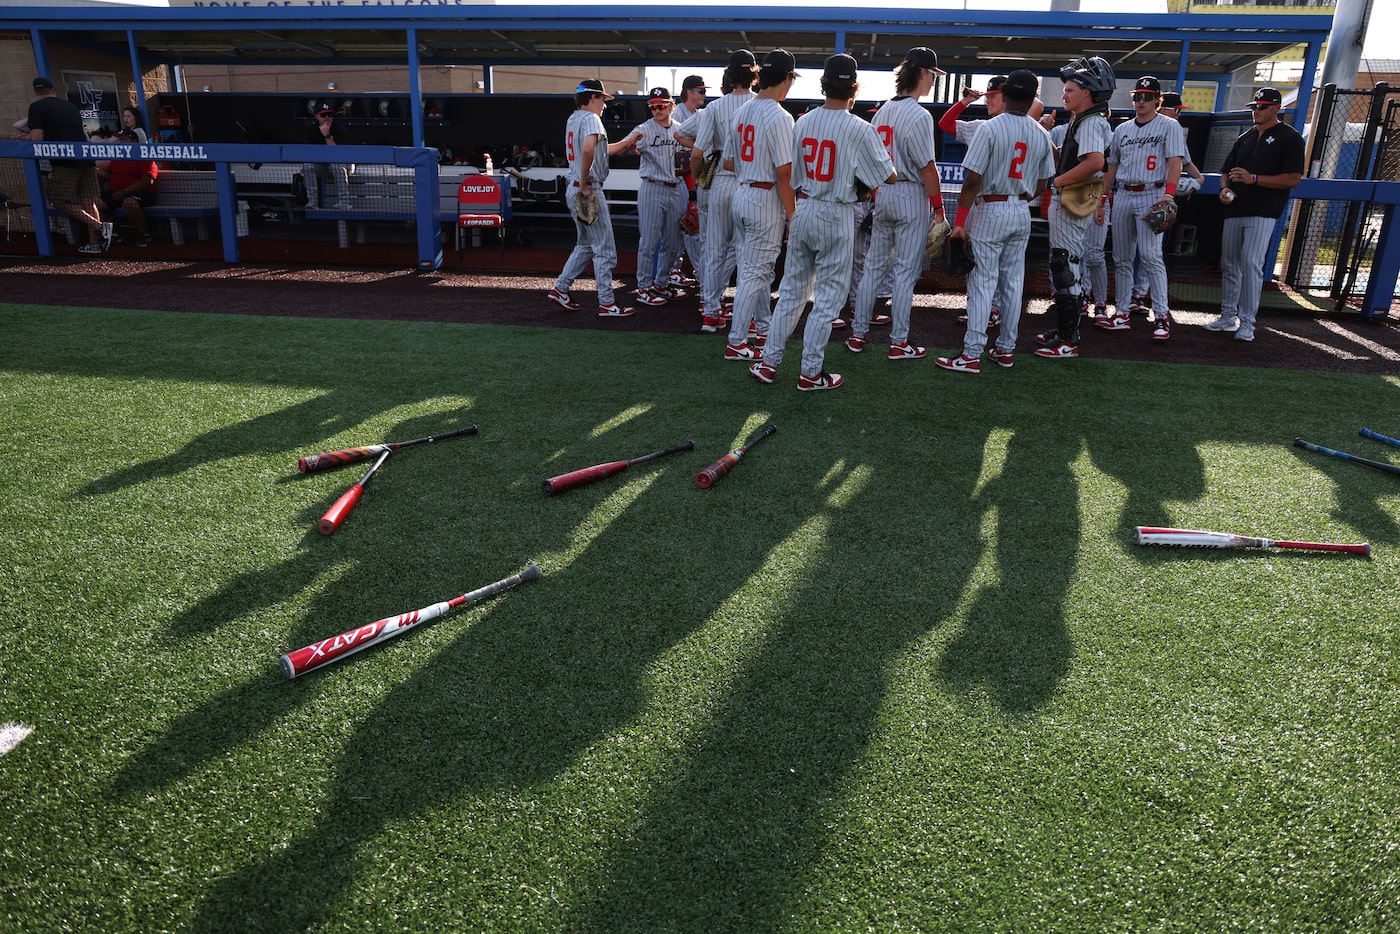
top-left (306, 164), bottom-right (416, 248)
top-left (137, 169), bottom-right (221, 245)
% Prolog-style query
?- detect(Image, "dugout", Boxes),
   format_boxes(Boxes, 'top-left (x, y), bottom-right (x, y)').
top-left (4, 3), bottom-right (1399, 317)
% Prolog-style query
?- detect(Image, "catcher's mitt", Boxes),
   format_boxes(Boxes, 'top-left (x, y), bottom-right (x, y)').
top-left (1057, 177), bottom-right (1105, 219)
top-left (924, 215), bottom-right (952, 259)
top-left (574, 189), bottom-right (600, 226)
top-left (680, 203), bottom-right (700, 236)
top-left (1142, 198), bottom-right (1177, 234)
top-left (855, 179), bottom-right (875, 202)
top-left (943, 236), bottom-right (975, 276)
top-left (695, 151), bottom-right (721, 190)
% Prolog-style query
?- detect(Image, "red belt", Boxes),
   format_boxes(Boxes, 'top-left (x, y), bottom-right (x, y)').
top-left (645, 178), bottom-right (678, 187)
top-left (1122, 182), bottom-right (1164, 191)
top-left (747, 181), bottom-right (774, 190)
top-left (982, 194), bottom-right (1031, 202)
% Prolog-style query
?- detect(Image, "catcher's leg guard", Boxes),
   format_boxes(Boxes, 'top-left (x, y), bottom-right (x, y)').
top-left (1049, 248), bottom-right (1078, 293)
top-left (1053, 291), bottom-right (1083, 343)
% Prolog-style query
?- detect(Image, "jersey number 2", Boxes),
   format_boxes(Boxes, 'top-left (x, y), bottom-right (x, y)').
top-left (1008, 141), bottom-right (1027, 179)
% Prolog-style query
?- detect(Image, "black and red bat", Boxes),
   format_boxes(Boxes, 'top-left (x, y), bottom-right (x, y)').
top-left (281, 564), bottom-right (542, 678)
top-left (1294, 437), bottom-right (1400, 479)
top-left (318, 449), bottom-right (391, 535)
top-left (298, 425), bottom-right (478, 474)
top-left (542, 440), bottom-right (695, 495)
top-left (696, 424), bottom-right (777, 489)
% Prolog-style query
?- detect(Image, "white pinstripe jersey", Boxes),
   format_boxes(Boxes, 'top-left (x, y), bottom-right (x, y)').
top-left (693, 90), bottom-right (754, 177)
top-left (1107, 113), bottom-right (1187, 187)
top-left (564, 109), bottom-right (609, 185)
top-left (726, 97), bottom-right (794, 186)
top-left (1049, 123), bottom-right (1067, 147)
top-left (962, 111), bottom-right (1054, 199)
top-left (790, 106), bottom-right (893, 202)
top-left (872, 96), bottom-right (936, 183)
top-left (632, 117), bottom-right (681, 182)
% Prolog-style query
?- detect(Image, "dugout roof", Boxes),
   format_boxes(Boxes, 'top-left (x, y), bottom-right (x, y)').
top-left (7, 4), bottom-right (1333, 87)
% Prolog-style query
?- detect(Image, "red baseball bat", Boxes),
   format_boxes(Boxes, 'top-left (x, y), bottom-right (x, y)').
top-left (281, 564), bottom-right (542, 678)
top-left (298, 425), bottom-right (478, 474)
top-left (696, 424), bottom-right (777, 489)
top-left (318, 449), bottom-right (391, 535)
top-left (1134, 526), bottom-right (1369, 556)
top-left (541, 440), bottom-right (695, 495)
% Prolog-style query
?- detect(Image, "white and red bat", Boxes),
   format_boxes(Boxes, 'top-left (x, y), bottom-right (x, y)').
top-left (298, 425), bottom-right (478, 474)
top-left (318, 448), bottom-right (391, 535)
top-left (696, 424), bottom-right (777, 489)
top-left (1134, 526), bottom-right (1370, 557)
top-left (542, 440), bottom-right (694, 496)
top-left (281, 564), bottom-right (542, 678)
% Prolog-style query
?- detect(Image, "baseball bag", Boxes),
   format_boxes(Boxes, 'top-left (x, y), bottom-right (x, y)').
top-left (574, 189), bottom-right (600, 225)
top-left (943, 237), bottom-right (975, 276)
top-left (1057, 177), bottom-right (1105, 219)
top-left (1142, 198), bottom-right (1178, 234)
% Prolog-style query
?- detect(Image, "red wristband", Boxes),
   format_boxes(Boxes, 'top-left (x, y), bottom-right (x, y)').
top-left (954, 206), bottom-right (969, 228)
top-left (1165, 183), bottom-right (1177, 196)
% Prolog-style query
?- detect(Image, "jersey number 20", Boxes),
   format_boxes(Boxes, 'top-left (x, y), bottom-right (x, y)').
top-left (801, 137), bottom-right (836, 182)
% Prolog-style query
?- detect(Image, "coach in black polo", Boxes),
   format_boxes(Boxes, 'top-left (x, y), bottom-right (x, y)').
top-left (1208, 87), bottom-right (1304, 343)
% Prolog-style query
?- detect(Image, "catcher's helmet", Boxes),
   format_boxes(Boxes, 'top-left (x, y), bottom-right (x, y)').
top-left (1060, 56), bottom-right (1116, 105)
top-left (943, 237), bottom-right (975, 276)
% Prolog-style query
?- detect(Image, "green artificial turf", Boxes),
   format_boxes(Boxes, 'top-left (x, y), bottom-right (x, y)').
top-left (1, 303), bottom-right (1397, 932)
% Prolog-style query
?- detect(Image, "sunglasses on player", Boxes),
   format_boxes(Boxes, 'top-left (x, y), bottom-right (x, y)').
top-left (1131, 92), bottom-right (1159, 102)
top-left (650, 102), bottom-right (671, 111)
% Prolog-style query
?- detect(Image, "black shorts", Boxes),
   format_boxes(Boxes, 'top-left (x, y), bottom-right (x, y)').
top-left (106, 189), bottom-right (157, 210)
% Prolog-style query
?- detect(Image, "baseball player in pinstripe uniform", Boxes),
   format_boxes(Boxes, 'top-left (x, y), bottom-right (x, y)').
top-left (1096, 76), bottom-right (1186, 341)
top-left (1208, 87), bottom-right (1305, 342)
top-left (846, 47), bottom-right (945, 360)
top-left (1056, 113), bottom-right (1112, 323)
top-left (1034, 56), bottom-right (1114, 359)
top-left (936, 70), bottom-right (1054, 373)
top-left (942, 76), bottom-right (1045, 333)
top-left (668, 76), bottom-right (707, 293)
top-left (548, 78), bottom-right (639, 318)
top-left (749, 53), bottom-right (896, 390)
top-left (630, 88), bottom-right (690, 307)
top-left (723, 49), bottom-right (799, 362)
top-left (679, 54), bottom-right (756, 332)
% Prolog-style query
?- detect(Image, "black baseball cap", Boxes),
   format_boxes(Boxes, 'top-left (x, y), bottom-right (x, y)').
top-left (728, 49), bottom-right (757, 69)
top-left (115, 128), bottom-right (139, 141)
top-left (823, 53), bottom-right (858, 82)
top-left (896, 47), bottom-right (946, 76)
top-left (648, 87), bottom-right (672, 103)
top-left (1161, 92), bottom-right (1184, 109)
top-left (1002, 70), bottom-right (1040, 102)
top-left (987, 75), bottom-right (1008, 93)
top-left (1249, 87), bottom-right (1283, 109)
top-left (1133, 76), bottom-right (1162, 95)
top-left (32, 76), bottom-right (54, 90)
top-left (682, 75), bottom-right (707, 92)
top-left (761, 49), bottom-right (798, 75)
top-left (575, 79), bottom-right (615, 100)
top-left (316, 104), bottom-right (334, 115)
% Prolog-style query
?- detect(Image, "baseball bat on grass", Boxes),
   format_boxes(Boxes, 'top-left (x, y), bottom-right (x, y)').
top-left (542, 440), bottom-right (695, 495)
top-left (1359, 427), bottom-right (1400, 450)
top-left (1293, 437), bottom-right (1400, 479)
top-left (318, 449), bottom-right (390, 535)
top-left (298, 425), bottom-right (478, 474)
top-left (281, 564), bottom-right (542, 678)
top-left (696, 424), bottom-right (777, 489)
top-left (1134, 526), bottom-right (1369, 557)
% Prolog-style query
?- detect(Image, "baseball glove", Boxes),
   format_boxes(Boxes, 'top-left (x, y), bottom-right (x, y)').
top-left (1057, 177), bottom-right (1105, 219)
top-left (924, 215), bottom-right (952, 259)
top-left (943, 236), bottom-right (975, 276)
top-left (695, 151), bottom-right (721, 190)
top-left (855, 179), bottom-right (875, 202)
top-left (680, 202), bottom-right (700, 236)
top-left (1142, 198), bottom-right (1177, 234)
top-left (574, 189), bottom-right (600, 226)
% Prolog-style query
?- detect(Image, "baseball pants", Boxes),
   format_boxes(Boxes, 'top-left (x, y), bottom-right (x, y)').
top-left (704, 175), bottom-right (740, 313)
top-left (636, 179), bottom-right (686, 291)
top-left (555, 187), bottom-right (620, 305)
top-left (765, 199), bottom-right (855, 376)
top-left (963, 200), bottom-right (1031, 358)
top-left (1111, 191), bottom-right (1170, 320)
top-left (851, 181), bottom-right (928, 344)
top-left (728, 184), bottom-right (784, 346)
top-left (1220, 215), bottom-right (1276, 329)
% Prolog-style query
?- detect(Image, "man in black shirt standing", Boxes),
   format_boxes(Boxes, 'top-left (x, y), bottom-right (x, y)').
top-left (303, 105), bottom-right (350, 209)
top-left (1207, 87), bottom-right (1304, 342)
top-left (26, 76), bottom-right (110, 254)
